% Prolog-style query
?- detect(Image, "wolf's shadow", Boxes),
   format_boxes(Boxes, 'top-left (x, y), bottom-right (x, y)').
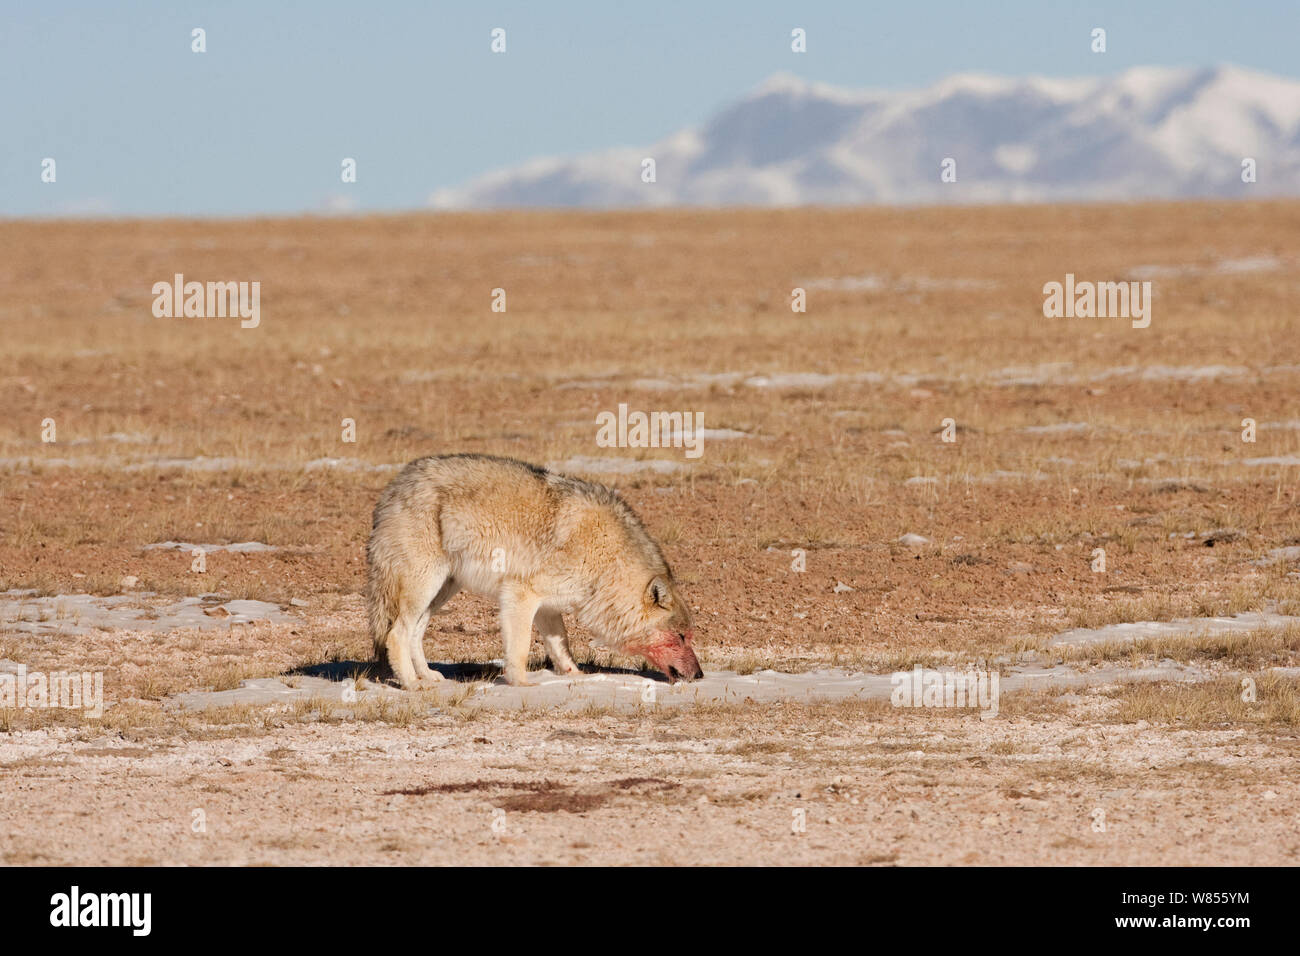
top-left (290, 659), bottom-right (672, 684)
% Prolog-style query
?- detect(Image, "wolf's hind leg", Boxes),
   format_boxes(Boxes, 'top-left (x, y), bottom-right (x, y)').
top-left (377, 562), bottom-right (450, 689)
top-left (381, 612), bottom-right (422, 689)
top-left (534, 609), bottom-right (579, 676)
top-left (409, 577), bottom-right (460, 682)
top-left (404, 607), bottom-right (437, 683)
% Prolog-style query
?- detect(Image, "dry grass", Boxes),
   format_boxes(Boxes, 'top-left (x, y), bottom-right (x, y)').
top-left (1110, 673), bottom-right (1300, 728)
top-left (1, 200), bottom-right (1300, 732)
top-left (1043, 622), bottom-right (1300, 668)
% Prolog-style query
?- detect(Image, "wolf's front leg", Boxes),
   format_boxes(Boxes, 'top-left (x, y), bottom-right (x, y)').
top-left (534, 609), bottom-right (580, 676)
top-left (498, 585), bottom-right (541, 686)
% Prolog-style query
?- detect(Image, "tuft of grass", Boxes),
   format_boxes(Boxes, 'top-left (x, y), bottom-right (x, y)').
top-left (1068, 594), bottom-right (1188, 629)
top-left (1111, 673), bottom-right (1300, 729)
top-left (1045, 622), bottom-right (1300, 668)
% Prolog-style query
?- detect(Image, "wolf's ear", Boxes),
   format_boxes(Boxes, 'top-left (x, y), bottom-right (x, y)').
top-left (648, 576), bottom-right (673, 610)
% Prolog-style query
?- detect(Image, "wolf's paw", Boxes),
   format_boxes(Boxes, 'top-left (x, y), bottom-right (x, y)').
top-left (415, 670), bottom-right (446, 685)
top-left (500, 670), bottom-right (536, 687)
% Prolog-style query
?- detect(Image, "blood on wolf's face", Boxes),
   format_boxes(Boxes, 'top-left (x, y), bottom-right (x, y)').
top-left (625, 577), bottom-right (703, 683)
top-left (634, 627), bottom-right (703, 684)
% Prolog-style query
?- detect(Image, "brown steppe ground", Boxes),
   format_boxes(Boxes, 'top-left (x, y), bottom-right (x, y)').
top-left (1, 201), bottom-right (1298, 865)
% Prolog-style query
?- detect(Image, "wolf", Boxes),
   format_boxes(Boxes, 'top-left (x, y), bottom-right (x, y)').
top-left (366, 454), bottom-right (703, 688)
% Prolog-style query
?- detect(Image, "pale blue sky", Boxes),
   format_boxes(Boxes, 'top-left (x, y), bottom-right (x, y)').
top-left (4, 0), bottom-right (1298, 217)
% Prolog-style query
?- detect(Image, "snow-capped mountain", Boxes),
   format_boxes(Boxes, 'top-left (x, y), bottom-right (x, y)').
top-left (430, 65), bottom-right (1300, 208)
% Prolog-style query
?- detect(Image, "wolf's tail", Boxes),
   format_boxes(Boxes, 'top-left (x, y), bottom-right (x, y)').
top-left (366, 520), bottom-right (399, 662)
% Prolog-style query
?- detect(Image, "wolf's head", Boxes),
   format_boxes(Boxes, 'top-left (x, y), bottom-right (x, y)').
top-left (564, 481), bottom-right (704, 683)
top-left (621, 575), bottom-right (703, 683)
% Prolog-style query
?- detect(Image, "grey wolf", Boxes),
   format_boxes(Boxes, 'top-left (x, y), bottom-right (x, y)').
top-left (367, 454), bottom-right (702, 687)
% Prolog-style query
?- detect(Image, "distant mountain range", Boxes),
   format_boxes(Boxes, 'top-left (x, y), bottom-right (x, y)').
top-left (430, 65), bottom-right (1300, 208)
